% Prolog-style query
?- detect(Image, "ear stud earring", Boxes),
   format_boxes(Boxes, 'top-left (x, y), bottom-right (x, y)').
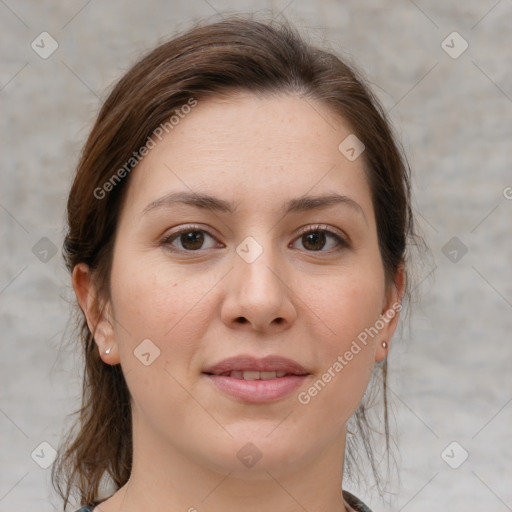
top-left (381, 340), bottom-right (388, 349)
top-left (104, 347), bottom-right (112, 355)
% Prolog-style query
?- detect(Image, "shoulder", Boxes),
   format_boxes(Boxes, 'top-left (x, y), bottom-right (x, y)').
top-left (343, 490), bottom-right (374, 512)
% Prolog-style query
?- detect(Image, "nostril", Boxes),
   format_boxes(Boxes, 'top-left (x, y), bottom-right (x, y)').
top-left (236, 317), bottom-right (247, 324)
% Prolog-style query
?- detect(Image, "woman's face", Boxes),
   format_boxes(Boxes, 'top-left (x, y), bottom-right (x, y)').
top-left (79, 92), bottom-right (403, 479)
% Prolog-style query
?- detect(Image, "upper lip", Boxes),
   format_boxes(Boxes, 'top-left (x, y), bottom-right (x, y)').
top-left (203, 355), bottom-right (310, 376)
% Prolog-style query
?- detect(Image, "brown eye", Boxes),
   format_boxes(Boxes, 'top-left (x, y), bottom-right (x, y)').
top-left (302, 231), bottom-right (327, 251)
top-left (178, 231), bottom-right (205, 250)
top-left (292, 225), bottom-right (349, 253)
top-left (161, 228), bottom-right (218, 252)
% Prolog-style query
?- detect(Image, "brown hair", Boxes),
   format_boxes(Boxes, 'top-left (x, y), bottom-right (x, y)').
top-left (53, 14), bottom-right (419, 509)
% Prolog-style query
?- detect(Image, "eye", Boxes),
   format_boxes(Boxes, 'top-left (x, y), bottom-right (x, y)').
top-left (160, 224), bottom-right (349, 254)
top-left (161, 226), bottom-right (221, 252)
top-left (291, 225), bottom-right (349, 252)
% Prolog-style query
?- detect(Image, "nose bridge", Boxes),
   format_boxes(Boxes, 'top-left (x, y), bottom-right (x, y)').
top-left (222, 233), bottom-right (296, 331)
top-left (235, 234), bottom-right (283, 301)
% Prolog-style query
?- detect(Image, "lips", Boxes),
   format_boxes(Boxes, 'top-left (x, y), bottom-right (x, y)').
top-left (215, 370), bottom-right (289, 380)
top-left (202, 354), bottom-right (309, 377)
top-left (202, 355), bottom-right (310, 402)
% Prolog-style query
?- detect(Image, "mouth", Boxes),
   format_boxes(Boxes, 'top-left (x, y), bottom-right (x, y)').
top-left (204, 370), bottom-right (299, 379)
top-left (202, 355), bottom-right (310, 403)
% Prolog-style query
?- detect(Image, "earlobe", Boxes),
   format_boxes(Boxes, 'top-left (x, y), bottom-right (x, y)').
top-left (375, 265), bottom-right (406, 363)
top-left (375, 339), bottom-right (389, 363)
top-left (72, 263), bottom-right (120, 365)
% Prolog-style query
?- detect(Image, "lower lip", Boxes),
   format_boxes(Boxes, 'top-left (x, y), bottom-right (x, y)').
top-left (204, 374), bottom-right (308, 403)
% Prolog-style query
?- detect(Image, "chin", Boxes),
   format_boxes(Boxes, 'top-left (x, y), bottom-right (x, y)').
top-left (195, 432), bottom-right (312, 479)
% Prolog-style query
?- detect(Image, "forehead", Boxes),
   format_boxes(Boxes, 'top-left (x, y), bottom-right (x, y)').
top-left (121, 92), bottom-right (374, 220)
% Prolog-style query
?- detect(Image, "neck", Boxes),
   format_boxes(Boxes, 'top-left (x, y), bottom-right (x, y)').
top-left (104, 414), bottom-right (351, 512)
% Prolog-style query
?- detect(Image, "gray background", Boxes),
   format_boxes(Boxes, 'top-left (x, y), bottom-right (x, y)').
top-left (1, 1), bottom-right (511, 511)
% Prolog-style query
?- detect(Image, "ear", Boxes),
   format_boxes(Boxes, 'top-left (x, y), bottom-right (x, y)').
top-left (374, 264), bottom-right (406, 363)
top-left (72, 263), bottom-right (120, 365)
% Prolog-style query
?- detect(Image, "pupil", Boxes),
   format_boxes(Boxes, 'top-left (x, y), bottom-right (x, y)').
top-left (182, 231), bottom-right (204, 250)
top-left (304, 232), bottom-right (325, 251)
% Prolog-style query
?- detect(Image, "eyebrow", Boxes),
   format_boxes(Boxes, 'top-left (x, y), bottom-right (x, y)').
top-left (142, 191), bottom-right (366, 222)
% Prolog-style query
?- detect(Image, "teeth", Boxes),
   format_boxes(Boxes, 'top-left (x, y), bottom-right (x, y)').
top-left (244, 371), bottom-right (267, 380)
top-left (260, 371), bottom-right (278, 380)
top-left (220, 370), bottom-right (291, 379)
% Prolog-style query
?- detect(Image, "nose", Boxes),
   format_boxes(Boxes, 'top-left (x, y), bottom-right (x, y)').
top-left (220, 242), bottom-right (297, 333)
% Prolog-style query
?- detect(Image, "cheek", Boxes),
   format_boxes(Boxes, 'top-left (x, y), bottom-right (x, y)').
top-left (297, 268), bottom-right (385, 420)
top-left (109, 251), bottom-right (218, 366)
top-left (312, 267), bottom-right (385, 352)
top-left (108, 254), bottom-right (220, 423)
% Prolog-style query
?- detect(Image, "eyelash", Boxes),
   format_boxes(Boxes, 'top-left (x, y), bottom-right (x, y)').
top-left (160, 224), bottom-right (350, 254)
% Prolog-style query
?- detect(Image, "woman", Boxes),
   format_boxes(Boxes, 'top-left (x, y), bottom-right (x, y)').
top-left (52, 15), bottom-right (418, 512)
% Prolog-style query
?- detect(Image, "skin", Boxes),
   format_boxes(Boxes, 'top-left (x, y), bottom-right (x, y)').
top-left (74, 92), bottom-right (404, 512)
